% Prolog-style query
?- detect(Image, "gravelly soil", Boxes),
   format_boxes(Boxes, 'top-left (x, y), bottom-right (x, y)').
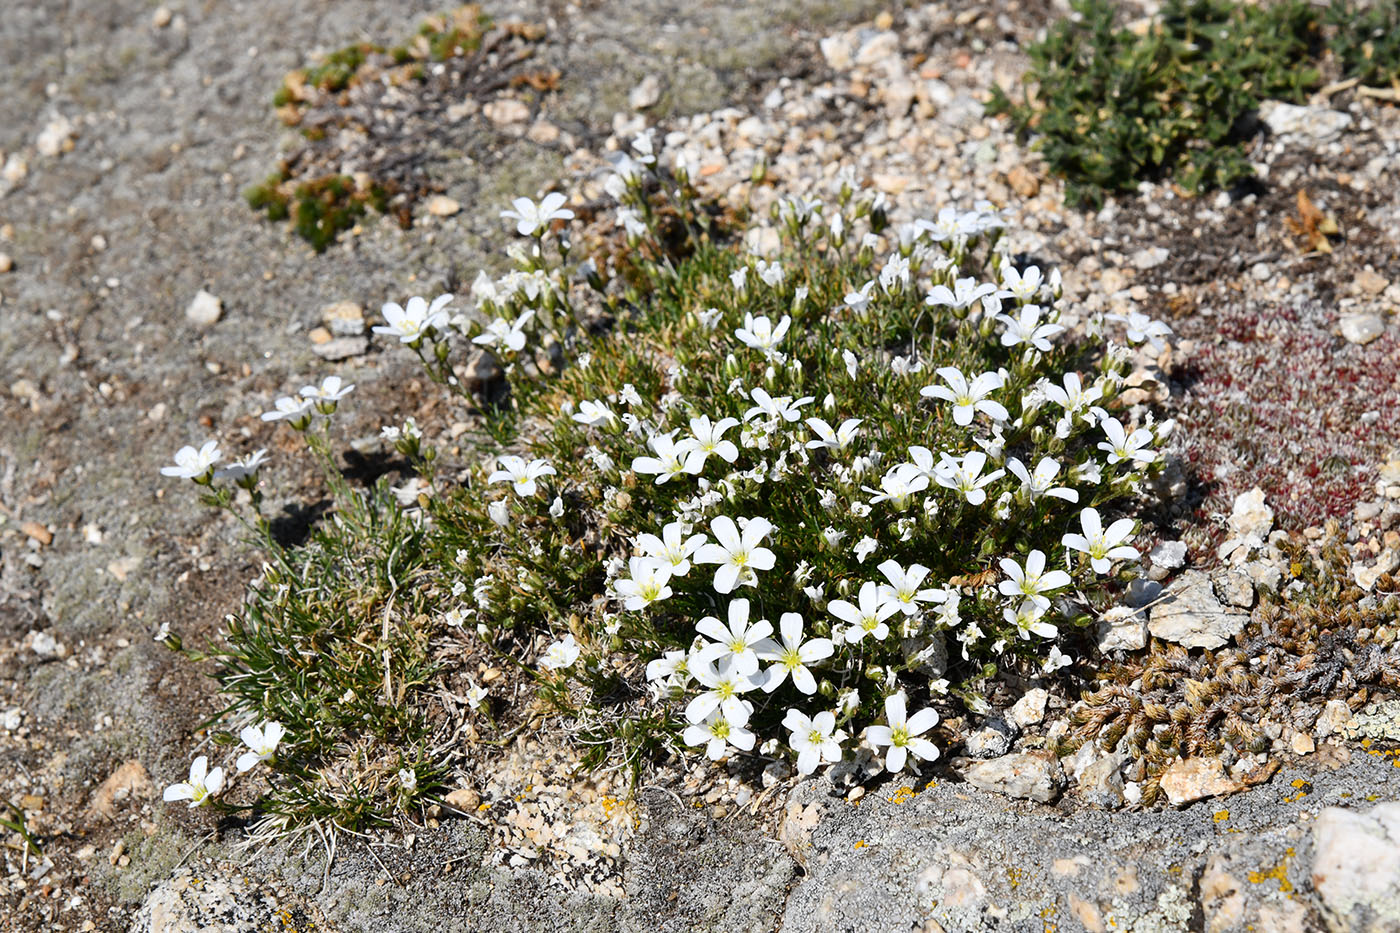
top-left (0, 2), bottom-right (879, 929)
top-left (3, 1), bottom-right (1399, 931)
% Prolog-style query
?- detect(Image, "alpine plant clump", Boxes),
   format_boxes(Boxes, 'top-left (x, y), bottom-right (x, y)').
top-left (159, 130), bottom-right (1176, 828)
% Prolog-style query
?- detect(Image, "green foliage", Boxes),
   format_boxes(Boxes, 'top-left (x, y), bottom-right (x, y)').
top-left (200, 473), bottom-right (448, 833)
top-left (990, 0), bottom-right (1328, 207)
top-left (244, 171), bottom-right (390, 253)
top-left (1327, 0), bottom-right (1400, 86)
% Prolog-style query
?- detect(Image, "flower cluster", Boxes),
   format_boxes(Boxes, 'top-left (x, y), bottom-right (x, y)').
top-left (410, 135), bottom-right (1174, 783)
top-left (162, 721), bottom-right (285, 808)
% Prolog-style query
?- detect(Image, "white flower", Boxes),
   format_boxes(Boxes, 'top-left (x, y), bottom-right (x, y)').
top-left (540, 633), bottom-right (582, 670)
top-left (783, 709), bottom-right (844, 775)
top-left (863, 463), bottom-right (928, 509)
top-left (635, 521), bottom-right (706, 577)
top-left (683, 705), bottom-right (755, 760)
top-left (260, 395), bottom-right (315, 428)
top-left (876, 560), bottom-right (947, 616)
top-left (995, 263), bottom-right (1045, 302)
top-left (998, 550), bottom-right (1072, 610)
top-left (757, 612), bottom-right (834, 694)
top-left (488, 499), bottom-right (510, 526)
top-left (299, 375), bottom-right (355, 411)
top-left (917, 206), bottom-right (980, 242)
top-left (614, 557), bottom-right (675, 611)
top-left (398, 768), bottom-right (417, 792)
top-left (1004, 599), bottom-right (1058, 639)
top-left (805, 417), bottom-right (862, 452)
top-left (162, 756), bottom-right (225, 808)
top-left (686, 657), bottom-right (761, 724)
top-left (631, 433), bottom-right (705, 484)
top-left (572, 399), bottom-right (618, 427)
top-left (1042, 645), bottom-right (1073, 673)
top-left (925, 276), bottom-right (996, 310)
top-left (829, 580), bottom-right (900, 644)
top-left (465, 681), bottom-right (489, 709)
top-left (488, 455), bottom-right (556, 496)
top-left (844, 280), bottom-right (876, 314)
top-left (501, 192), bottom-right (574, 236)
top-left (842, 350), bottom-right (859, 379)
top-left (214, 449), bottom-right (269, 484)
top-left (734, 313), bottom-right (791, 357)
top-left (646, 650), bottom-right (689, 685)
top-left (1062, 507), bottom-right (1138, 573)
top-left (374, 294), bottom-right (453, 344)
top-left (853, 535), bottom-right (879, 563)
top-left (694, 516), bottom-right (777, 594)
top-left (744, 387), bottom-right (812, 423)
top-left (471, 310), bottom-right (534, 353)
top-left (160, 440), bottom-right (221, 481)
top-left (920, 367), bottom-right (1008, 426)
top-left (697, 307), bottom-right (723, 330)
top-left (1006, 457), bottom-right (1078, 503)
top-left (1098, 418), bottom-right (1158, 465)
top-left (1043, 371), bottom-right (1102, 413)
top-left (865, 692), bottom-right (940, 773)
top-left (236, 721), bottom-right (286, 773)
top-left (997, 305), bottom-right (1064, 352)
top-left (695, 598), bottom-right (777, 676)
top-left (549, 496), bottom-right (565, 519)
top-left (686, 415), bottom-right (740, 466)
top-left (1112, 311), bottom-right (1173, 353)
top-left (933, 451), bottom-right (1005, 506)
top-left (880, 253), bottom-right (910, 293)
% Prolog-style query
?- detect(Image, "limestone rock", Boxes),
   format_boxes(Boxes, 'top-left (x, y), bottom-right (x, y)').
top-left (311, 336), bottom-right (368, 361)
top-left (1229, 487), bottom-right (1274, 540)
top-left (960, 752), bottom-right (1062, 803)
top-left (963, 716), bottom-right (1015, 759)
top-left (1008, 689), bottom-right (1048, 729)
top-left (319, 300), bottom-right (365, 336)
top-left (90, 760), bottom-right (153, 820)
top-left (1148, 570), bottom-right (1249, 649)
top-left (1340, 312), bottom-right (1385, 346)
top-left (1159, 757), bottom-right (1241, 806)
top-left (1311, 803), bottom-right (1400, 932)
top-left (1076, 752), bottom-right (1126, 809)
top-left (1261, 101), bottom-right (1352, 141)
top-left (185, 289), bottom-right (223, 326)
top-left (628, 74), bottom-right (661, 110)
top-left (1354, 548), bottom-right (1399, 591)
top-left (133, 871), bottom-right (277, 933)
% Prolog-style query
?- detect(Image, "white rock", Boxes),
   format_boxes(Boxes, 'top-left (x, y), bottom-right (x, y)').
top-left (2, 152), bottom-right (28, 184)
top-left (1340, 312), bottom-right (1385, 346)
top-left (819, 34), bottom-right (854, 70)
top-left (1009, 688), bottom-right (1048, 729)
top-left (426, 195), bottom-right (461, 217)
top-left (1148, 570), bottom-right (1248, 649)
top-left (36, 115), bottom-right (76, 157)
top-left (319, 301), bottom-right (365, 336)
top-left (30, 630), bottom-right (65, 658)
top-left (1131, 247), bottom-right (1169, 270)
top-left (964, 717), bottom-right (1015, 759)
top-left (185, 290), bottom-right (223, 326)
top-left (1354, 548), bottom-right (1399, 591)
top-left (1159, 757), bottom-right (1240, 806)
top-left (0, 252), bottom-right (11, 273)
top-left (1229, 487), bottom-right (1273, 540)
top-left (311, 336), bottom-right (368, 361)
top-left (960, 752), bottom-right (1062, 803)
top-left (628, 75), bottom-right (661, 111)
top-left (1311, 803), bottom-right (1400, 931)
top-left (1260, 101), bottom-right (1352, 141)
top-left (1148, 540), bottom-right (1188, 572)
top-left (483, 98), bottom-right (530, 125)
top-left (853, 31), bottom-right (899, 66)
top-left (1076, 752), bottom-right (1126, 809)
top-left (1314, 700), bottom-right (1357, 740)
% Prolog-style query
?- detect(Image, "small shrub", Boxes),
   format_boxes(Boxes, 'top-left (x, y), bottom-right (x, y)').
top-left (990, 0), bottom-right (1381, 207)
top-left (161, 139), bottom-right (1182, 834)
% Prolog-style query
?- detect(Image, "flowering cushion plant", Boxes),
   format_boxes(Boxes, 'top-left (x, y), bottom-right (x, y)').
top-left (160, 132), bottom-right (1176, 832)
top-left (422, 140), bottom-right (1174, 780)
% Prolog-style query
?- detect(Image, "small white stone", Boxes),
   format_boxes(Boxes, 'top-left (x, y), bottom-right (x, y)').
top-left (628, 75), bottom-right (661, 111)
top-left (1008, 689), bottom-right (1048, 729)
top-left (185, 289), bottom-right (223, 326)
top-left (483, 98), bottom-right (530, 125)
top-left (426, 195), bottom-right (461, 217)
top-left (1131, 247), bottom-right (1169, 270)
top-left (1340, 312), bottom-right (1385, 346)
top-left (1229, 487), bottom-right (1273, 540)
